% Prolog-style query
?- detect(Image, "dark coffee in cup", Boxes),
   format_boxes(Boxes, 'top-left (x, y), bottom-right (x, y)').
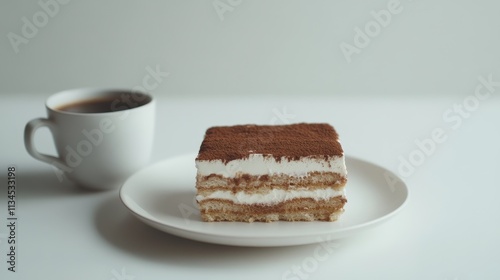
top-left (56, 93), bottom-right (151, 113)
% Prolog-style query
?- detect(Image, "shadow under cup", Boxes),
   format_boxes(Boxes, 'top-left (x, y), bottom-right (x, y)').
top-left (25, 88), bottom-right (155, 191)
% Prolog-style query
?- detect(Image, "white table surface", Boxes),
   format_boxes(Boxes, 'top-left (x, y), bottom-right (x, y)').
top-left (1, 92), bottom-right (500, 280)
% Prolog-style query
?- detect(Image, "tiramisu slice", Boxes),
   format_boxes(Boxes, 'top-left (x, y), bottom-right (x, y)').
top-left (195, 123), bottom-right (347, 222)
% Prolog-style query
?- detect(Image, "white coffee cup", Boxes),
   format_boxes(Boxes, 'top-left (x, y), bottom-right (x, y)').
top-left (24, 88), bottom-right (155, 190)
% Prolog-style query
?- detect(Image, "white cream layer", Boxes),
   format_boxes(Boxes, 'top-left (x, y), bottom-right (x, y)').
top-left (196, 154), bottom-right (347, 177)
top-left (196, 188), bottom-right (345, 205)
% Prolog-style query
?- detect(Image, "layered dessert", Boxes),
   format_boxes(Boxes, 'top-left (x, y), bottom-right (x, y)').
top-left (195, 123), bottom-right (347, 222)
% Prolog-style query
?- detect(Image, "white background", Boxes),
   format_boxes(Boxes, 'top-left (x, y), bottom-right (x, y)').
top-left (1, 0), bottom-right (500, 97)
top-left (1, 1), bottom-right (500, 280)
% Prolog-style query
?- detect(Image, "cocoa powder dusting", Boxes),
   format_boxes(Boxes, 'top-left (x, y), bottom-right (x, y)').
top-left (196, 123), bottom-right (344, 163)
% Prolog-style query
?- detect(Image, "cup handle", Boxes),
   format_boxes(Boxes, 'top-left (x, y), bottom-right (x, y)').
top-left (24, 118), bottom-right (69, 171)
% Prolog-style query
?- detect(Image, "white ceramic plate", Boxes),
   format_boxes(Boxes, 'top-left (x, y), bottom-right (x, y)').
top-left (120, 154), bottom-right (408, 247)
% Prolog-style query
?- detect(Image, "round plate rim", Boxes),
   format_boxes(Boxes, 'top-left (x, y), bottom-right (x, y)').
top-left (119, 153), bottom-right (409, 246)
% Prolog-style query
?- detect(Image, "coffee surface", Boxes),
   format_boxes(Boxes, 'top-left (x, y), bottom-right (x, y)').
top-left (56, 96), bottom-right (145, 113)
